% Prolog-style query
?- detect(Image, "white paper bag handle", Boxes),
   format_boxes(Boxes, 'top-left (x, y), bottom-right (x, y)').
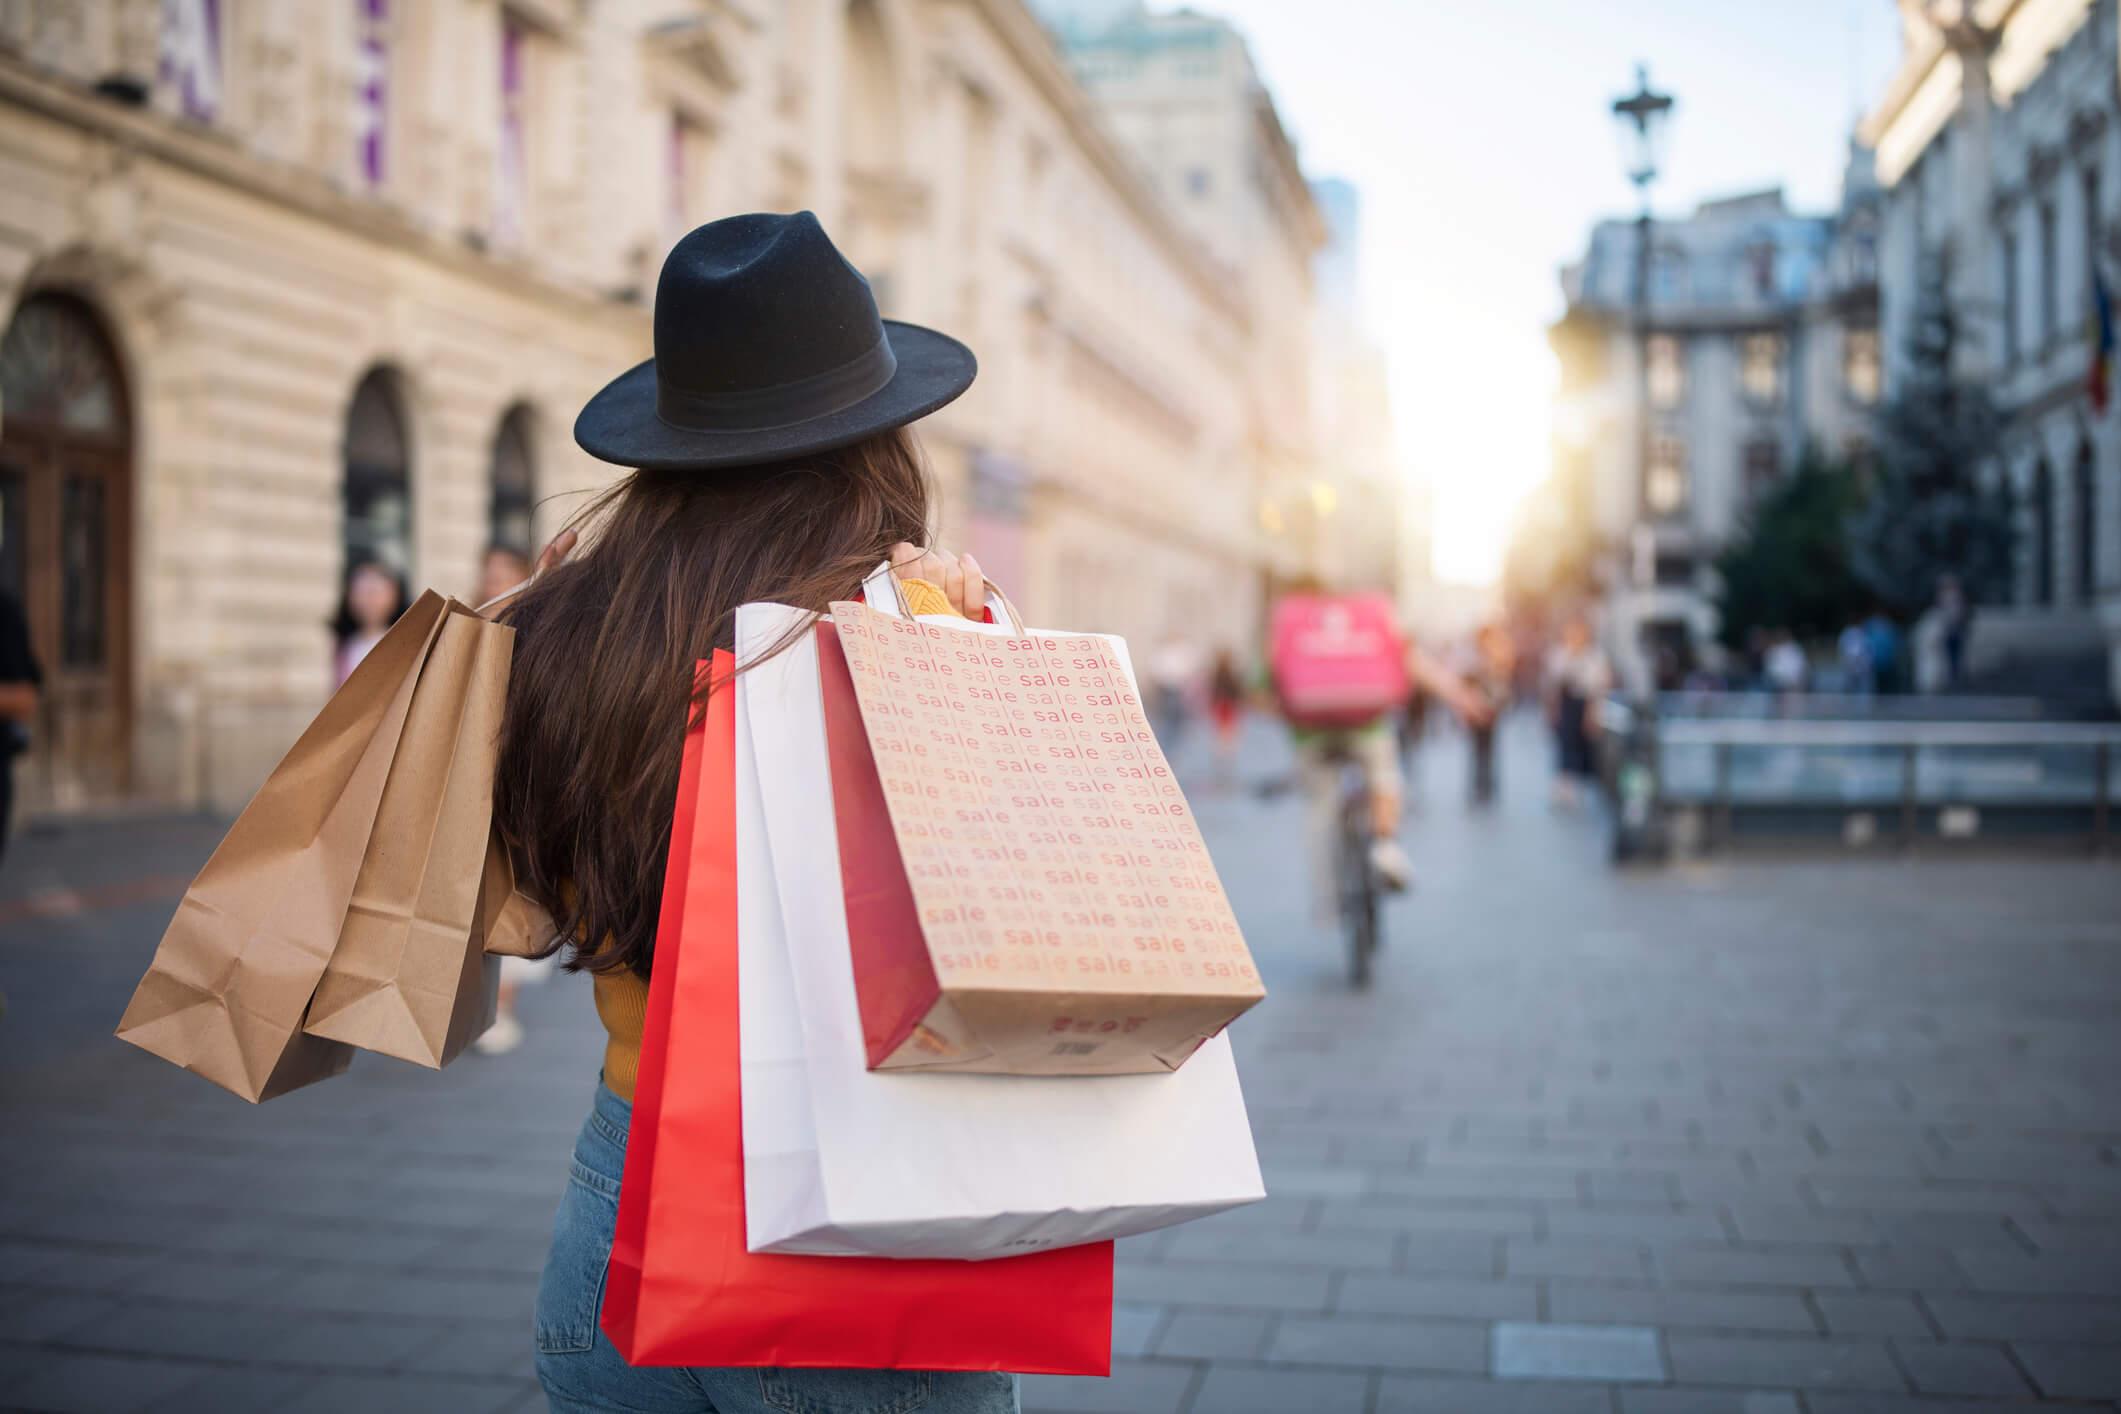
top-left (860, 558), bottom-right (1026, 634)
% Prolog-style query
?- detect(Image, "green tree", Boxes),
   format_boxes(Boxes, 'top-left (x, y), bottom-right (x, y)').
top-left (1847, 257), bottom-right (2016, 616)
top-left (1714, 449), bottom-right (1868, 649)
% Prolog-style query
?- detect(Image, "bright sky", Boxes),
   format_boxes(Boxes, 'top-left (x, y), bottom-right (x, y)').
top-left (1160, 0), bottom-right (1905, 584)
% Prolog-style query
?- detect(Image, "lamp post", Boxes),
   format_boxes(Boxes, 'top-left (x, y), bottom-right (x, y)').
top-left (1612, 65), bottom-right (1674, 563)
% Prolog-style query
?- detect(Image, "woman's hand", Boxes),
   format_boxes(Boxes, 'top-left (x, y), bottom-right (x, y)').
top-left (536, 528), bottom-right (578, 576)
top-left (888, 543), bottom-right (986, 619)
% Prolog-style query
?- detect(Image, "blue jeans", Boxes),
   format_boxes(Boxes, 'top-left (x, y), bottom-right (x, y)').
top-left (535, 1083), bottom-right (1022, 1414)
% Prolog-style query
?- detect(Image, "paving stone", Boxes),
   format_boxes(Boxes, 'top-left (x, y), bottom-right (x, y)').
top-left (1619, 1392), bottom-right (1801, 1414)
top-left (1337, 1274), bottom-right (1538, 1322)
top-left (1543, 1207), bottom-right (1729, 1244)
top-left (1849, 1247), bottom-right (1970, 1291)
top-left (1924, 1293), bottom-right (2121, 1342)
top-left (1313, 1201), bottom-right (1538, 1239)
top-left (2013, 1340), bottom-right (2121, 1400)
top-left (1954, 1248), bottom-right (2121, 1296)
top-left (1546, 1284), bottom-right (1815, 1335)
top-left (1398, 1231), bottom-right (1504, 1276)
top-left (1491, 1321), bottom-right (1664, 1382)
top-left (1191, 1364), bottom-right (1368, 1413)
top-left (1805, 1398), bottom-right (2046, 1414)
top-left (1269, 1314), bottom-right (1488, 1373)
top-left (4, 1350), bottom-right (216, 1412)
top-left (274, 1372), bottom-right (527, 1414)
top-left (1808, 1291), bottom-right (1931, 1338)
top-left (145, 1366), bottom-right (320, 1412)
top-left (1159, 1227), bottom-right (1394, 1270)
top-left (1723, 1206), bottom-right (1879, 1246)
top-left (1665, 1335), bottom-right (1905, 1392)
top-left (1151, 1309), bottom-right (1268, 1360)
top-left (1022, 1359), bottom-right (1193, 1414)
top-left (1584, 1169), bottom-right (1679, 1203)
top-left (1892, 1340), bottom-right (2033, 1397)
top-left (1376, 1166), bottom-right (1582, 1203)
top-left (1113, 1261), bottom-right (1330, 1313)
top-left (1379, 1373), bottom-right (1613, 1412)
top-left (1502, 1238), bottom-right (1651, 1282)
top-left (1657, 1246), bottom-right (1855, 1289)
top-left (1110, 1303), bottom-right (1162, 1360)
top-left (0, 1285), bottom-right (126, 1344)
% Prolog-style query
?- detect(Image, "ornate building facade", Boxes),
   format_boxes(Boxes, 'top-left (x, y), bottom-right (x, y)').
top-left (0, 0), bottom-right (1313, 815)
top-left (1865, 0), bottom-right (2121, 702)
top-left (1547, 170), bottom-right (1883, 689)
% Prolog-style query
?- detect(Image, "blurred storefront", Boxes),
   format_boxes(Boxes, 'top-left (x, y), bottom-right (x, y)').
top-left (0, 0), bottom-right (1324, 817)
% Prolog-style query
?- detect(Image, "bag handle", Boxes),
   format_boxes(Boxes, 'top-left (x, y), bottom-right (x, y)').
top-left (860, 558), bottom-right (1027, 634)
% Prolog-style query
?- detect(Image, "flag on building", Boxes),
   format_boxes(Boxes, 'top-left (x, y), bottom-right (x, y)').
top-left (2090, 265), bottom-right (2115, 414)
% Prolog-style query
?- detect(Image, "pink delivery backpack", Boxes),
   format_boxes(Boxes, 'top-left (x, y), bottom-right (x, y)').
top-left (1269, 592), bottom-right (1409, 730)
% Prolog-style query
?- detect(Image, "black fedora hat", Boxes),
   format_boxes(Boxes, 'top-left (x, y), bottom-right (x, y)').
top-left (574, 211), bottom-right (976, 470)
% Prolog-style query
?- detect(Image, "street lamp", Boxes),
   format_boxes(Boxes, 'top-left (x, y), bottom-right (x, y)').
top-left (1611, 65), bottom-right (1673, 194)
top-left (1611, 64), bottom-right (1674, 560)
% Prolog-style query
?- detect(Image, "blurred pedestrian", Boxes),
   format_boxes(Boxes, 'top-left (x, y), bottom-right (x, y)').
top-left (1147, 632), bottom-right (1201, 753)
top-left (329, 559), bottom-right (408, 689)
top-left (1206, 646), bottom-right (1245, 788)
top-left (0, 588), bottom-right (41, 866)
top-left (1466, 622), bottom-right (1516, 806)
top-left (492, 212), bottom-right (1015, 1411)
top-left (479, 542), bottom-right (535, 608)
top-left (1837, 619), bottom-right (1875, 695)
top-left (1936, 575), bottom-right (1972, 686)
top-left (1544, 613), bottom-right (1610, 810)
top-left (475, 541), bottom-right (552, 1058)
top-left (1863, 607), bottom-right (1902, 694)
top-left (1765, 629), bottom-right (1807, 699)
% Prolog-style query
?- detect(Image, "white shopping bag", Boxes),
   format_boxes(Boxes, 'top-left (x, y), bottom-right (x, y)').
top-left (734, 598), bottom-right (1266, 1260)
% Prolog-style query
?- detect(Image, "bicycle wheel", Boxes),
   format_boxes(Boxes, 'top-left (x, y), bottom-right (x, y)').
top-left (1338, 797), bottom-right (1380, 989)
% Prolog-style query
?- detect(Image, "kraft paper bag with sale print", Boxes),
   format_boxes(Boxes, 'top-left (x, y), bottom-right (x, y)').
top-left (824, 595), bottom-right (1264, 1076)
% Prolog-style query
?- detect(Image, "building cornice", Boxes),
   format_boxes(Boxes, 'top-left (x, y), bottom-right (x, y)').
top-left (949, 0), bottom-right (1250, 329)
top-left (0, 55), bottom-right (645, 330)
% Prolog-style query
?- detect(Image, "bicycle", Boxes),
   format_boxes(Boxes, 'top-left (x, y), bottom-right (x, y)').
top-left (1326, 746), bottom-right (1383, 989)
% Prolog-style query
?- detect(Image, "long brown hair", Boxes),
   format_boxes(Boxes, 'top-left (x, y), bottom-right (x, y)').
top-left (493, 429), bottom-right (932, 978)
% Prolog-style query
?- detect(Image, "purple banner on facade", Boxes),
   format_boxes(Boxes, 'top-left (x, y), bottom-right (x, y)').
top-left (495, 17), bottom-right (526, 244)
top-left (356, 0), bottom-right (389, 186)
top-left (159, 0), bottom-right (222, 122)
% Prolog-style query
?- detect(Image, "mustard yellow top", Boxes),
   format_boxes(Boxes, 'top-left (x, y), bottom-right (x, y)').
top-left (592, 578), bottom-right (963, 1102)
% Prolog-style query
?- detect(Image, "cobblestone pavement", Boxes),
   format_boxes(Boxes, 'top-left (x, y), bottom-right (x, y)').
top-left (1, 714), bottom-right (2118, 1413)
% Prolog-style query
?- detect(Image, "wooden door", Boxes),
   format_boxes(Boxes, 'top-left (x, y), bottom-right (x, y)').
top-left (0, 294), bottom-right (134, 811)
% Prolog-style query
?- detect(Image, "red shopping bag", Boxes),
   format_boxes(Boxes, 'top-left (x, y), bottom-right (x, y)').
top-left (601, 652), bottom-right (1114, 1372)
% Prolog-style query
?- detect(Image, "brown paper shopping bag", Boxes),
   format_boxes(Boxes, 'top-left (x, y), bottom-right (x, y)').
top-left (304, 606), bottom-right (514, 1068)
top-left (116, 591), bottom-right (454, 1102)
top-left (821, 599), bottom-right (1265, 1077)
top-left (476, 829), bottom-right (558, 960)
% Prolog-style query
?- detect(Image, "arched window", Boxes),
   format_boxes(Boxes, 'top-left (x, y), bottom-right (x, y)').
top-left (2030, 457), bottom-right (2055, 607)
top-left (489, 404), bottom-right (536, 554)
top-left (2074, 440), bottom-right (2097, 604)
top-left (342, 368), bottom-right (412, 577)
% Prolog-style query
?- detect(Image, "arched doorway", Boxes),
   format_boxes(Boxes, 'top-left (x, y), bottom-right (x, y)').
top-left (0, 293), bottom-right (134, 809)
top-left (489, 403), bottom-right (536, 554)
top-left (342, 367), bottom-right (413, 579)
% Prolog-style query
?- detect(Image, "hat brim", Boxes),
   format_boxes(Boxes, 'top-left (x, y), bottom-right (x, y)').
top-left (573, 319), bottom-right (977, 471)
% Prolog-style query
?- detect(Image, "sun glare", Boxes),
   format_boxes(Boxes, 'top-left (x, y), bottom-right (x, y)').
top-left (1395, 313), bottom-right (1558, 587)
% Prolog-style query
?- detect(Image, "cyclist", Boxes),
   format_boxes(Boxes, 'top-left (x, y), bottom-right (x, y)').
top-left (1270, 586), bottom-right (1490, 909)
